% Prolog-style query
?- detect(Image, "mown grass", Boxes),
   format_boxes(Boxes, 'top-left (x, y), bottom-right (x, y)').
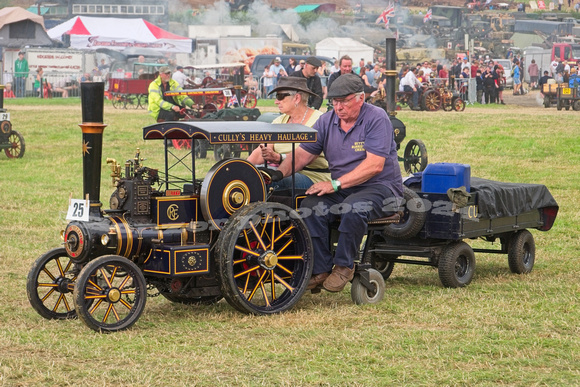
top-left (0, 98), bottom-right (578, 386)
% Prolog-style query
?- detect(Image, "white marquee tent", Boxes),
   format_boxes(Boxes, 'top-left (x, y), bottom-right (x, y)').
top-left (48, 16), bottom-right (192, 53)
top-left (315, 38), bottom-right (374, 65)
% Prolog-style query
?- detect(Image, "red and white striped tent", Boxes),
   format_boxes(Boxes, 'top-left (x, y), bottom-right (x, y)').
top-left (48, 16), bottom-right (192, 53)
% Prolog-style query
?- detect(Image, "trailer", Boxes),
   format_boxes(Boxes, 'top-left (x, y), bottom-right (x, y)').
top-left (365, 174), bottom-right (558, 288)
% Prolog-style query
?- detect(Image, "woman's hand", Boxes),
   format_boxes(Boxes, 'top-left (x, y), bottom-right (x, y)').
top-left (259, 144), bottom-right (281, 163)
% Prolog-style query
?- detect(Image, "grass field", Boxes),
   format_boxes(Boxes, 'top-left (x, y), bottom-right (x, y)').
top-left (0, 97), bottom-right (579, 386)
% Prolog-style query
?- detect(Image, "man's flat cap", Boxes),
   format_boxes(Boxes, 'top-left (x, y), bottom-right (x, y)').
top-left (327, 73), bottom-right (364, 99)
top-left (159, 66), bottom-right (171, 74)
top-left (306, 56), bottom-right (322, 67)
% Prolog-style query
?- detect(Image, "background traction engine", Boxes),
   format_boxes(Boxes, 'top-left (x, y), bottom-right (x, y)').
top-left (0, 85), bottom-right (25, 158)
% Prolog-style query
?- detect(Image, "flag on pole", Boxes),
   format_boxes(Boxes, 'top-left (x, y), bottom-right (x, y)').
top-left (227, 94), bottom-right (238, 107)
top-left (376, 3), bottom-right (395, 26)
top-left (423, 8), bottom-right (432, 23)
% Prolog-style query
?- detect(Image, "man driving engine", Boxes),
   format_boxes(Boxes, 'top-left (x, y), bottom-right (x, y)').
top-left (274, 73), bottom-right (403, 293)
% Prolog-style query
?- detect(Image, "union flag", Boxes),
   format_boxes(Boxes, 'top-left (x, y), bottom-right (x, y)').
top-left (423, 8), bottom-right (432, 23)
top-left (376, 4), bottom-right (395, 25)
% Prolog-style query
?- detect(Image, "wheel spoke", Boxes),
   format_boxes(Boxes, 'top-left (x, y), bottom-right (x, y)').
top-left (42, 267), bottom-right (57, 281)
top-left (54, 293), bottom-right (72, 313)
top-left (102, 303), bottom-right (118, 323)
top-left (275, 262), bottom-right (293, 275)
top-left (260, 281), bottom-right (271, 307)
top-left (247, 270), bottom-right (268, 302)
top-left (273, 224), bottom-right (294, 244)
top-left (273, 273), bottom-right (294, 292)
top-left (234, 265), bottom-right (260, 279)
top-left (249, 221), bottom-right (268, 251)
top-left (89, 299), bottom-right (104, 314)
top-left (234, 245), bottom-right (260, 259)
top-left (40, 287), bottom-right (56, 301)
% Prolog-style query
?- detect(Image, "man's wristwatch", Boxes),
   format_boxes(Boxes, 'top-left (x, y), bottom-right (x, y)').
top-left (331, 179), bottom-right (342, 192)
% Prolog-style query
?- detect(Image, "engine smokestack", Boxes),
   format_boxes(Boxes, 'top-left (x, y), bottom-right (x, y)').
top-left (79, 82), bottom-right (107, 216)
top-left (385, 36), bottom-right (397, 115)
top-left (0, 85), bottom-right (5, 110)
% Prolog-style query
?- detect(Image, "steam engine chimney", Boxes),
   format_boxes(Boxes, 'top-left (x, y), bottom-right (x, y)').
top-left (79, 82), bottom-right (106, 216)
top-left (0, 85), bottom-right (5, 110)
top-left (384, 36), bottom-right (397, 116)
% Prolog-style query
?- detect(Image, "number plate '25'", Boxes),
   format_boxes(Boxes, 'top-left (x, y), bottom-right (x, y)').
top-left (66, 199), bottom-right (90, 221)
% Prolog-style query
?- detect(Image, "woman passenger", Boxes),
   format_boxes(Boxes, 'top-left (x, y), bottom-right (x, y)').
top-left (247, 77), bottom-right (329, 191)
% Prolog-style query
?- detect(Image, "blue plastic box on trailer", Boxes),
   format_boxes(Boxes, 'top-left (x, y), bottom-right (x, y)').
top-left (421, 162), bottom-right (471, 193)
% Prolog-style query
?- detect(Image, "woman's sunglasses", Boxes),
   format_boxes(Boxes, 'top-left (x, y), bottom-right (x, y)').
top-left (276, 92), bottom-right (295, 101)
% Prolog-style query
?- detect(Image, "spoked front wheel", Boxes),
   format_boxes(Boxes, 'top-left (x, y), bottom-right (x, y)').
top-left (74, 255), bottom-right (147, 332)
top-left (4, 130), bottom-right (25, 158)
top-left (453, 97), bottom-right (466, 111)
top-left (27, 248), bottom-right (79, 320)
top-left (215, 202), bottom-right (313, 314)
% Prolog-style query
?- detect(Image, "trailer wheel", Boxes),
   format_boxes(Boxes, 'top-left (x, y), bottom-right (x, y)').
top-left (383, 187), bottom-right (426, 239)
top-left (557, 100), bottom-right (563, 111)
top-left (543, 96), bottom-right (550, 108)
top-left (403, 139), bottom-right (428, 174)
top-left (351, 269), bottom-right (385, 305)
top-left (27, 248), bottom-right (78, 320)
top-left (573, 100), bottom-right (580, 111)
top-left (74, 255), bottom-right (147, 332)
top-left (438, 241), bottom-right (475, 288)
top-left (508, 230), bottom-right (535, 274)
top-left (4, 130), bottom-right (25, 158)
top-left (215, 202), bottom-right (313, 315)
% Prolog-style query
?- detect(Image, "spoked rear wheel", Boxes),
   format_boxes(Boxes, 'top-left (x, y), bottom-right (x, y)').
top-left (27, 248), bottom-right (79, 320)
top-left (74, 255), bottom-right (147, 332)
top-left (243, 93), bottom-right (258, 108)
top-left (215, 202), bottom-right (313, 314)
top-left (422, 89), bottom-right (441, 111)
top-left (403, 139), bottom-right (428, 174)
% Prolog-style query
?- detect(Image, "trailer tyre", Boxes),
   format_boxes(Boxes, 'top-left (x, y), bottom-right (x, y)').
top-left (383, 187), bottom-right (426, 239)
top-left (438, 241), bottom-right (475, 288)
top-left (543, 96), bottom-right (550, 108)
top-left (351, 269), bottom-right (385, 305)
top-left (573, 100), bottom-right (580, 111)
top-left (508, 230), bottom-right (535, 274)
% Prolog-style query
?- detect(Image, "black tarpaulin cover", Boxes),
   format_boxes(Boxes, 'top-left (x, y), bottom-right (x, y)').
top-left (470, 177), bottom-right (559, 219)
